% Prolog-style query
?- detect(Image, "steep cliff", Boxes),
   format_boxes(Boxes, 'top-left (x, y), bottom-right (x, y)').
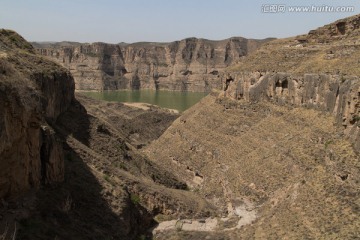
top-left (0, 30), bottom-right (216, 239)
top-left (223, 14), bottom-right (360, 152)
top-left (2, 13), bottom-right (359, 240)
top-left (34, 37), bottom-right (272, 91)
top-left (145, 15), bottom-right (360, 239)
top-left (0, 29), bottom-right (75, 198)
top-left (222, 72), bottom-right (360, 152)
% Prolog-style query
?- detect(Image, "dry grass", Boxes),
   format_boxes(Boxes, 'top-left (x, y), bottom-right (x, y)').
top-left (228, 34), bottom-right (360, 76)
top-left (147, 93), bottom-right (360, 239)
top-left (0, 29), bottom-right (34, 53)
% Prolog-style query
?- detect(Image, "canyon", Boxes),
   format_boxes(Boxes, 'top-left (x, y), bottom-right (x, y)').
top-left (0, 14), bottom-right (359, 240)
top-left (0, 30), bottom-right (214, 239)
top-left (33, 37), bottom-right (271, 91)
top-left (146, 14), bottom-right (360, 239)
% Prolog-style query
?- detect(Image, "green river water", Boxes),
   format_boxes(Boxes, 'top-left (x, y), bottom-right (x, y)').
top-left (81, 90), bottom-right (208, 112)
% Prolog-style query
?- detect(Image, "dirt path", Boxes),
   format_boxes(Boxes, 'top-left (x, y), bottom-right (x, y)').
top-left (152, 200), bottom-right (257, 234)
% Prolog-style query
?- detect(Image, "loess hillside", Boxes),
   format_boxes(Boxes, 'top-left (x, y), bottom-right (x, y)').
top-left (1, 13), bottom-right (360, 240)
top-left (229, 14), bottom-right (360, 75)
top-left (146, 92), bottom-right (360, 239)
top-left (145, 14), bottom-right (360, 239)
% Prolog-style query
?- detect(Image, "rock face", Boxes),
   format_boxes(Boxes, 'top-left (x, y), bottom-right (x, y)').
top-left (222, 72), bottom-right (360, 152)
top-left (224, 14), bottom-right (360, 152)
top-left (0, 29), bottom-right (75, 198)
top-left (222, 15), bottom-right (360, 151)
top-left (34, 37), bottom-right (271, 91)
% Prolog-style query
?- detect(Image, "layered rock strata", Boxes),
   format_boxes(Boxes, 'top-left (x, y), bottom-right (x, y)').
top-left (34, 37), bottom-right (271, 91)
top-left (223, 73), bottom-right (359, 151)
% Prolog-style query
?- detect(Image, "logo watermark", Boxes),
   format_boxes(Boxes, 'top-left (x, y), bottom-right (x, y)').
top-left (261, 4), bottom-right (355, 13)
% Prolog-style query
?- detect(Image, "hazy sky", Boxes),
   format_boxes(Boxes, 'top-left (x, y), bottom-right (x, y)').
top-left (1, 0), bottom-right (359, 43)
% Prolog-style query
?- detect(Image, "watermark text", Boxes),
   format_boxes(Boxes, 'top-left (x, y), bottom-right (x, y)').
top-left (261, 4), bottom-right (355, 13)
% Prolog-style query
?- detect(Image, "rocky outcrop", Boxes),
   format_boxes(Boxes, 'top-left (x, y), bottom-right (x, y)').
top-left (306, 14), bottom-right (360, 42)
top-left (34, 37), bottom-right (271, 91)
top-left (0, 29), bottom-right (75, 198)
top-left (223, 72), bottom-right (360, 152)
top-left (224, 15), bottom-right (360, 152)
top-left (229, 14), bottom-right (360, 76)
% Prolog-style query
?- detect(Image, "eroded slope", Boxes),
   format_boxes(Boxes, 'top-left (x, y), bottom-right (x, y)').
top-left (146, 92), bottom-right (360, 239)
top-left (229, 14), bottom-right (360, 75)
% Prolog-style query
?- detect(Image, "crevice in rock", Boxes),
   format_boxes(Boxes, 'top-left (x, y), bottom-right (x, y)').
top-left (281, 79), bottom-right (288, 89)
top-left (121, 68), bottom-right (128, 75)
top-left (275, 80), bottom-right (281, 88)
top-left (195, 171), bottom-right (204, 179)
top-left (131, 76), bottom-right (141, 90)
top-left (224, 76), bottom-right (234, 91)
top-left (250, 78), bottom-right (256, 85)
top-left (154, 77), bottom-right (160, 90)
top-left (336, 22), bottom-right (346, 35)
top-left (336, 173), bottom-right (349, 181)
top-left (181, 70), bottom-right (192, 76)
top-left (209, 70), bottom-right (219, 75)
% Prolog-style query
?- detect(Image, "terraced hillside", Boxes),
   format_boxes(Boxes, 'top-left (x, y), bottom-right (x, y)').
top-left (146, 92), bottom-right (360, 239)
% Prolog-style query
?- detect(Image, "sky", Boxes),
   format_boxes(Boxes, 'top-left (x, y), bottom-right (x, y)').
top-left (1, 0), bottom-right (359, 43)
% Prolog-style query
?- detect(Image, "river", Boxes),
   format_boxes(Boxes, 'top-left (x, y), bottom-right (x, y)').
top-left (81, 90), bottom-right (208, 112)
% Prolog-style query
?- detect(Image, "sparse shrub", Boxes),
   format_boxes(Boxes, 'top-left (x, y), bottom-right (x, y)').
top-left (0, 59), bottom-right (14, 76)
top-left (138, 235), bottom-right (146, 240)
top-left (192, 187), bottom-right (200, 193)
top-left (96, 124), bottom-right (110, 135)
top-left (130, 194), bottom-right (140, 205)
top-left (9, 35), bottom-right (18, 44)
top-left (157, 62), bottom-right (168, 67)
top-left (85, 52), bottom-right (98, 57)
top-left (112, 161), bottom-right (127, 170)
top-left (175, 220), bottom-right (183, 232)
top-left (103, 174), bottom-right (111, 182)
top-left (324, 140), bottom-right (333, 149)
top-left (154, 214), bottom-right (172, 223)
top-left (352, 115), bottom-right (360, 122)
